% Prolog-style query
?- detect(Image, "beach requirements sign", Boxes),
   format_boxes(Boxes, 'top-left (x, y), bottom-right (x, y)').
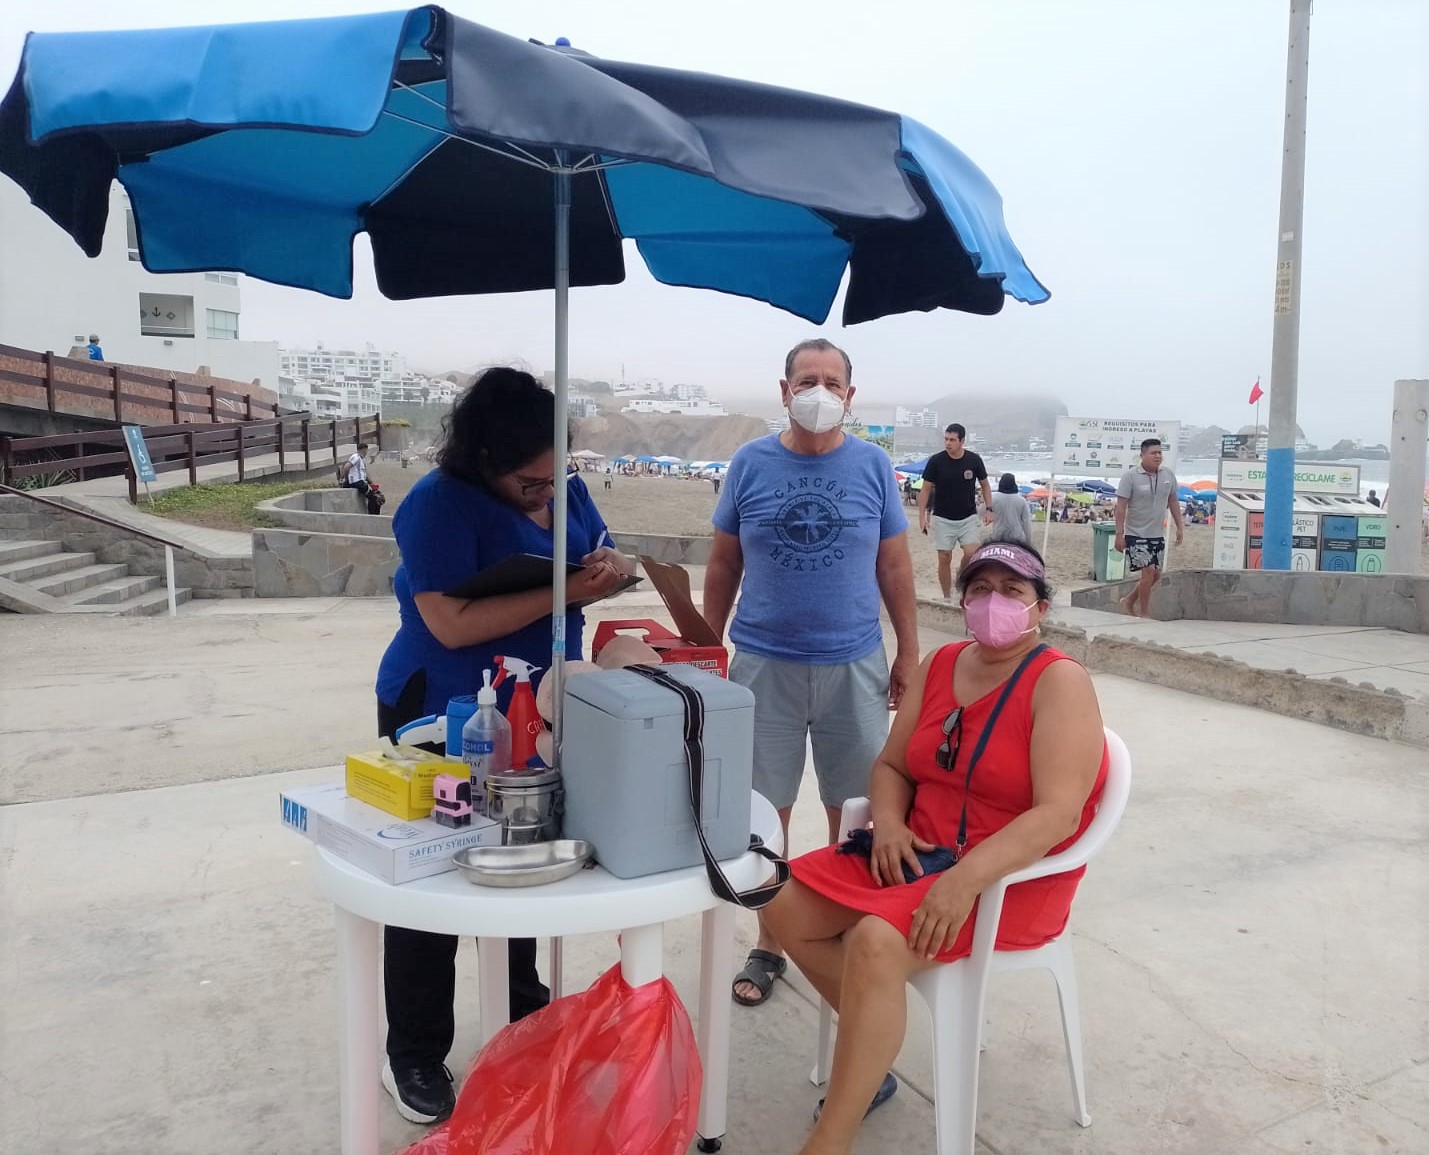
top-left (122, 424), bottom-right (157, 484)
top-left (1051, 417), bottom-right (1181, 477)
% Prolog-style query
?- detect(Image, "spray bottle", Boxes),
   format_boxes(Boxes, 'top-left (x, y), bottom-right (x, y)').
top-left (462, 669), bottom-right (510, 810)
top-left (494, 655), bottom-right (543, 772)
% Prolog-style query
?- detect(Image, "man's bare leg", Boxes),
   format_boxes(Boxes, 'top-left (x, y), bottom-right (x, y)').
top-left (1135, 565), bottom-right (1159, 616)
top-left (958, 542), bottom-right (979, 575)
top-left (731, 803), bottom-right (843, 1004)
top-left (936, 549), bottom-right (953, 599)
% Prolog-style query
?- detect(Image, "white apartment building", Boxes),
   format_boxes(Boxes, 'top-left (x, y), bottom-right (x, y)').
top-left (281, 342), bottom-right (463, 418)
top-left (895, 405), bottom-right (941, 428)
top-left (568, 392), bottom-right (601, 418)
top-left (280, 342), bottom-right (406, 383)
top-left (278, 376), bottom-right (344, 419)
top-left (0, 180), bottom-right (279, 388)
top-left (378, 376), bottom-right (458, 408)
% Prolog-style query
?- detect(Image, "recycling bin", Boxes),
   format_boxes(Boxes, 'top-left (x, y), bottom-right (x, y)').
top-left (1092, 522), bottom-right (1126, 582)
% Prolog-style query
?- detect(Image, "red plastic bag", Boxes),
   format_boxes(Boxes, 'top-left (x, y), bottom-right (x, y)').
top-left (394, 964), bottom-right (701, 1155)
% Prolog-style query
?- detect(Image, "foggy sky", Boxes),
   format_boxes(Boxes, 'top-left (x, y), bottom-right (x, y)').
top-left (2, 1), bottom-right (1424, 445)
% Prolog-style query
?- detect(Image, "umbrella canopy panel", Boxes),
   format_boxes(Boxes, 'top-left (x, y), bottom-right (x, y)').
top-left (1, 5), bottom-right (1049, 324)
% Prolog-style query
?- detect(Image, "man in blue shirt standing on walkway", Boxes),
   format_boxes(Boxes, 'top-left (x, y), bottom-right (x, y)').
top-left (703, 338), bottom-right (918, 1009)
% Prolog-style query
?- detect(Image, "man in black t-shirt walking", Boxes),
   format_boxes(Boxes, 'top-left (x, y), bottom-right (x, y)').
top-left (917, 423), bottom-right (992, 598)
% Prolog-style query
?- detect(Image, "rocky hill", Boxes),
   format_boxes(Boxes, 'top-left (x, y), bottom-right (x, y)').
top-left (572, 412), bottom-right (769, 460)
top-left (926, 392), bottom-right (1068, 448)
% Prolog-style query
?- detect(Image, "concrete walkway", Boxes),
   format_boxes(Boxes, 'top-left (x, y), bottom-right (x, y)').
top-left (1048, 605), bottom-right (1429, 703)
top-left (24, 458), bottom-right (1429, 708)
top-left (1, 600), bottom-right (1425, 1155)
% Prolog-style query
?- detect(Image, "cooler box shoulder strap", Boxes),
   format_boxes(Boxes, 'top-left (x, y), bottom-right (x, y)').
top-left (626, 665), bottom-right (790, 910)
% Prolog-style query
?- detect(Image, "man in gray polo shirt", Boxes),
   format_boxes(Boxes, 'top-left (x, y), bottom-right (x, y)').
top-left (1115, 437), bottom-right (1183, 616)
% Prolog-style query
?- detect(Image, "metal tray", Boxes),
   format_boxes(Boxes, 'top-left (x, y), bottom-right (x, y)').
top-left (452, 840), bottom-right (593, 888)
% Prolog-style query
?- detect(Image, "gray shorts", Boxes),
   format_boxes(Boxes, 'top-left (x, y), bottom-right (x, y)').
top-left (931, 514), bottom-right (981, 551)
top-left (729, 647), bottom-right (891, 810)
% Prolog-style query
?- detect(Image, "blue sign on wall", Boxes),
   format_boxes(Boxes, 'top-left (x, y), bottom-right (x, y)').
top-left (122, 424), bottom-right (157, 484)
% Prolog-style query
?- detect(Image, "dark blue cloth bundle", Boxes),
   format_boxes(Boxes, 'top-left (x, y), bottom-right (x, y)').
top-left (836, 827), bottom-right (958, 884)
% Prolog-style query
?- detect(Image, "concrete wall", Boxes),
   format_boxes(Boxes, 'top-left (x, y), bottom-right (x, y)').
top-left (246, 525), bottom-right (697, 598)
top-left (1072, 569), bottom-right (1429, 634)
top-left (257, 490), bottom-right (394, 539)
top-left (0, 495), bottom-right (253, 598)
top-left (252, 528), bottom-right (399, 597)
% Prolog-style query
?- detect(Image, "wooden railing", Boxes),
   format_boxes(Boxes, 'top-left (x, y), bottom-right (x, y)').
top-left (0, 414), bottom-right (383, 503)
top-left (0, 341), bottom-right (281, 425)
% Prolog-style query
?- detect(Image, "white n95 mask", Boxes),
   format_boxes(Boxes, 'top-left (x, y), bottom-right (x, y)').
top-left (788, 386), bottom-right (846, 434)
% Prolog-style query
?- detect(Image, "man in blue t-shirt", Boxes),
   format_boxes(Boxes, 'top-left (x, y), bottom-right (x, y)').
top-left (704, 338), bottom-right (918, 1008)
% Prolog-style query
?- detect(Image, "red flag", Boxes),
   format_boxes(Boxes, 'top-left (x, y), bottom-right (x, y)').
top-left (1248, 377), bottom-right (1264, 405)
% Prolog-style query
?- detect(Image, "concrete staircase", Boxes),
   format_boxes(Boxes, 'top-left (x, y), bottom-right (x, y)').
top-left (0, 539), bottom-right (190, 615)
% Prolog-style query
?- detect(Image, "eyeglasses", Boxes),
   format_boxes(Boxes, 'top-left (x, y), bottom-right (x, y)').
top-left (514, 475), bottom-right (556, 495)
top-left (935, 707), bottom-right (963, 771)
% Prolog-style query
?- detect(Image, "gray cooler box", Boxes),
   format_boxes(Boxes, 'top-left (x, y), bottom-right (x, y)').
top-left (561, 665), bottom-right (754, 879)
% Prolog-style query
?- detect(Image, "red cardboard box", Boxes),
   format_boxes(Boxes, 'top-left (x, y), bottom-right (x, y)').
top-left (590, 557), bottom-right (729, 676)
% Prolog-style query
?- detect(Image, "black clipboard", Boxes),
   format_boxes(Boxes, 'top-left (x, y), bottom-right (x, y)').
top-left (445, 553), bottom-right (640, 608)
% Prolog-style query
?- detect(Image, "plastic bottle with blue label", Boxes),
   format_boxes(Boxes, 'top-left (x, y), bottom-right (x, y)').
top-left (462, 670), bottom-right (510, 814)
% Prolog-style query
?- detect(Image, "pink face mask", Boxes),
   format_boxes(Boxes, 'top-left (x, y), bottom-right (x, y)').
top-left (964, 590), bottom-right (1037, 648)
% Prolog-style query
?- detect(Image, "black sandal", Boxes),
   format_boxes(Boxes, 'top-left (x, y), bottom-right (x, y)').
top-left (814, 1072), bottom-right (899, 1121)
top-left (731, 948), bottom-right (787, 1006)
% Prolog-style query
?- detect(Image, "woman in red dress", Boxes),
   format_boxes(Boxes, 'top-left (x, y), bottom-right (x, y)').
top-left (764, 539), bottom-right (1108, 1155)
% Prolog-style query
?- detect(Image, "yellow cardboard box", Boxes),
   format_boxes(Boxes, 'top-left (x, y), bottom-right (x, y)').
top-left (345, 743), bottom-right (459, 820)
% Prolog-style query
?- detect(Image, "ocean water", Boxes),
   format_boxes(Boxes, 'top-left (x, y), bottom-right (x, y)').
top-left (971, 454), bottom-right (1424, 500)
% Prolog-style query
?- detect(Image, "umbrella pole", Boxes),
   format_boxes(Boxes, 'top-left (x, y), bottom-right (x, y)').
top-left (549, 165), bottom-right (572, 771)
top-left (1041, 471), bottom-right (1055, 558)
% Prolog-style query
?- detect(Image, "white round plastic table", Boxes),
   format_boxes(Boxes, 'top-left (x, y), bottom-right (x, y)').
top-left (310, 792), bottom-right (782, 1155)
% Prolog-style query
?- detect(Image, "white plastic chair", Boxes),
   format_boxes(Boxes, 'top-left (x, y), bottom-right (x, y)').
top-left (810, 726), bottom-right (1132, 1155)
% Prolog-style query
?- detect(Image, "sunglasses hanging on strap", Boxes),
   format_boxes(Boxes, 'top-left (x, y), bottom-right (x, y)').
top-left (625, 665), bottom-right (791, 910)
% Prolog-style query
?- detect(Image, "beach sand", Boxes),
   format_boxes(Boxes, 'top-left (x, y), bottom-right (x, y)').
top-left (372, 458), bottom-right (1428, 599)
top-left (362, 465), bottom-right (1201, 597)
top-left (588, 471), bottom-right (1210, 595)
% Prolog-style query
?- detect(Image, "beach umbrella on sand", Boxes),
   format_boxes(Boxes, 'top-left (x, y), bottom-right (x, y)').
top-left (1028, 487), bottom-right (1051, 500)
top-left (1190, 479), bottom-right (1219, 491)
top-left (0, 6), bottom-right (1048, 757)
top-left (1018, 484), bottom-right (1033, 494)
top-left (1176, 485), bottom-right (1196, 502)
top-left (1079, 479), bottom-right (1116, 494)
top-left (1066, 491), bottom-right (1094, 505)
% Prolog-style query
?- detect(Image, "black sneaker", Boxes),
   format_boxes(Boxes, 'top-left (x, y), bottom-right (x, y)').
top-left (382, 1060), bottom-right (456, 1124)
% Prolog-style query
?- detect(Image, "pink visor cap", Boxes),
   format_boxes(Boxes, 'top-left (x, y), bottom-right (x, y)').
top-left (962, 542), bottom-right (1046, 584)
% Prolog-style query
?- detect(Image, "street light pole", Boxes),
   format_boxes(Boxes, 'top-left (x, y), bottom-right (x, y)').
top-left (1263, 0), bottom-right (1313, 570)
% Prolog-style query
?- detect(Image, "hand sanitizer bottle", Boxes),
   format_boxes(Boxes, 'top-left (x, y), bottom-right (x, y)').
top-left (462, 669), bottom-right (510, 814)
